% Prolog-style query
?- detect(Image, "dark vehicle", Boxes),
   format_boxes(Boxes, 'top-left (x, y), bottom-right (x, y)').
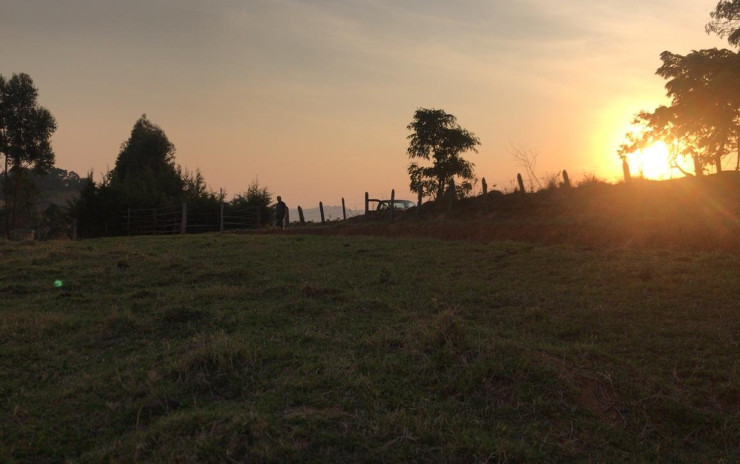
top-left (376, 199), bottom-right (415, 211)
top-left (366, 199), bottom-right (415, 215)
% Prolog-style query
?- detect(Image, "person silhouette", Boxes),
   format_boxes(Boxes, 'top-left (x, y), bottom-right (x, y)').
top-left (275, 196), bottom-right (287, 229)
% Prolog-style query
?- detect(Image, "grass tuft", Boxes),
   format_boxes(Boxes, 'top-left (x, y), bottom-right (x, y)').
top-left (171, 332), bottom-right (262, 398)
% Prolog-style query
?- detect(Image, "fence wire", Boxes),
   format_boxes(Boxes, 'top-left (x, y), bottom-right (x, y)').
top-left (123, 204), bottom-right (262, 236)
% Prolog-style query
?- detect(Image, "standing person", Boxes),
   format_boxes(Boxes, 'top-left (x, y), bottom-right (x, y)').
top-left (274, 196), bottom-right (287, 229)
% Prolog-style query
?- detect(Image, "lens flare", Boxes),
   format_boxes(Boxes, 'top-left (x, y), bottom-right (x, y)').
top-left (54, 280), bottom-right (63, 288)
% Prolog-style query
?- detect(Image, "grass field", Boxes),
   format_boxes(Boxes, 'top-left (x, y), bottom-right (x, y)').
top-left (1, 233), bottom-right (739, 462)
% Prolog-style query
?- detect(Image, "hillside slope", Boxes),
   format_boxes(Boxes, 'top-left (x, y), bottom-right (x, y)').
top-left (299, 173), bottom-right (740, 252)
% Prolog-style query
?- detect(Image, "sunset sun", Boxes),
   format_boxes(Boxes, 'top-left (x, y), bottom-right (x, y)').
top-left (635, 141), bottom-right (672, 179)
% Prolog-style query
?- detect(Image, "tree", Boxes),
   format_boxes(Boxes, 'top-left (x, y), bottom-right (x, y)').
top-left (230, 177), bottom-right (272, 225)
top-left (617, 3), bottom-right (740, 176)
top-left (619, 48), bottom-right (740, 175)
top-left (180, 167), bottom-right (211, 202)
top-left (108, 115), bottom-right (184, 208)
top-left (179, 167), bottom-right (220, 221)
top-left (707, 0), bottom-right (740, 47)
top-left (406, 108), bottom-right (480, 200)
top-left (0, 73), bottom-right (56, 236)
top-left (508, 144), bottom-right (542, 192)
top-left (619, 106), bottom-right (705, 177)
top-left (658, 49), bottom-right (740, 172)
top-left (70, 116), bottom-right (223, 237)
top-left (33, 167), bottom-right (84, 192)
top-left (39, 203), bottom-right (70, 240)
top-left (68, 172), bottom-right (120, 238)
top-left (70, 116), bottom-right (191, 237)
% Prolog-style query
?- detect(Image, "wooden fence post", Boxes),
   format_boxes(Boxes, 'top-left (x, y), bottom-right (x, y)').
top-left (180, 203), bottom-right (187, 234)
top-left (298, 206), bottom-right (305, 224)
top-left (219, 189), bottom-right (224, 232)
top-left (320, 202), bottom-right (325, 224)
top-left (622, 158), bottom-right (632, 183)
top-left (517, 173), bottom-right (526, 195)
top-left (219, 201), bottom-right (224, 232)
top-left (482, 177), bottom-right (487, 195)
top-left (390, 189), bottom-right (395, 221)
top-left (364, 192), bottom-right (369, 215)
top-left (342, 198), bottom-right (347, 220)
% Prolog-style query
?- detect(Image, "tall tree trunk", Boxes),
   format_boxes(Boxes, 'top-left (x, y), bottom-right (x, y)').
top-left (3, 155), bottom-right (8, 239)
top-left (11, 170), bottom-right (21, 230)
top-left (436, 178), bottom-right (445, 199)
top-left (693, 156), bottom-right (704, 176)
top-left (715, 143), bottom-right (723, 173)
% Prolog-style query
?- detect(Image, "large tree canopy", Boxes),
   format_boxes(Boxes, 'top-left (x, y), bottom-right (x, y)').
top-left (0, 73), bottom-right (57, 235)
top-left (70, 115), bottom-right (186, 237)
top-left (619, 1), bottom-right (740, 178)
top-left (406, 108), bottom-right (480, 200)
top-left (620, 48), bottom-right (740, 176)
top-left (71, 116), bottom-right (225, 237)
top-left (659, 49), bottom-right (740, 172)
top-left (109, 115), bottom-right (184, 208)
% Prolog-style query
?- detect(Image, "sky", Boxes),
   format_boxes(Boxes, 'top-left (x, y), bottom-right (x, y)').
top-left (0, 0), bottom-right (727, 210)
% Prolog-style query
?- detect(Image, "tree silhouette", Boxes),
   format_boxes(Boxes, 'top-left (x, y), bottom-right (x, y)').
top-left (68, 173), bottom-right (118, 238)
top-left (0, 73), bottom-right (56, 236)
top-left (230, 177), bottom-right (273, 226)
top-left (619, 47), bottom-right (740, 175)
top-left (707, 0), bottom-right (740, 47)
top-left (406, 108), bottom-right (480, 200)
top-left (619, 106), bottom-right (704, 176)
top-left (70, 116), bottom-right (190, 237)
top-left (109, 115), bottom-right (184, 208)
top-left (663, 50), bottom-right (740, 170)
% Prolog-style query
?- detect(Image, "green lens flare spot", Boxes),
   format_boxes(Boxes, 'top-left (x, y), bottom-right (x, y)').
top-left (54, 280), bottom-right (63, 288)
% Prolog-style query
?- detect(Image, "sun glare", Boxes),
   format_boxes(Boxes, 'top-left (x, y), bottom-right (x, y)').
top-left (635, 141), bottom-right (671, 180)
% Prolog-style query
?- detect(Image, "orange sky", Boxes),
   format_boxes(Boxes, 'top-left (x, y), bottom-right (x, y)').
top-left (0, 0), bottom-right (726, 210)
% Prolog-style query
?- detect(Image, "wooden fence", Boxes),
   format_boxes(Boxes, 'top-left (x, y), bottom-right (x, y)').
top-left (124, 203), bottom-right (261, 236)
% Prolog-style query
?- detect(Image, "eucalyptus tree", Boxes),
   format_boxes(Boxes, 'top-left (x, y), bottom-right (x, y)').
top-left (406, 108), bottom-right (480, 200)
top-left (109, 114), bottom-right (184, 208)
top-left (70, 115), bottom-right (186, 237)
top-left (0, 73), bottom-right (57, 236)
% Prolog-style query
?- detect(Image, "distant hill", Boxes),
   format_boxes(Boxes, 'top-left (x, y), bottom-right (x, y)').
top-left (0, 167), bottom-right (85, 208)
